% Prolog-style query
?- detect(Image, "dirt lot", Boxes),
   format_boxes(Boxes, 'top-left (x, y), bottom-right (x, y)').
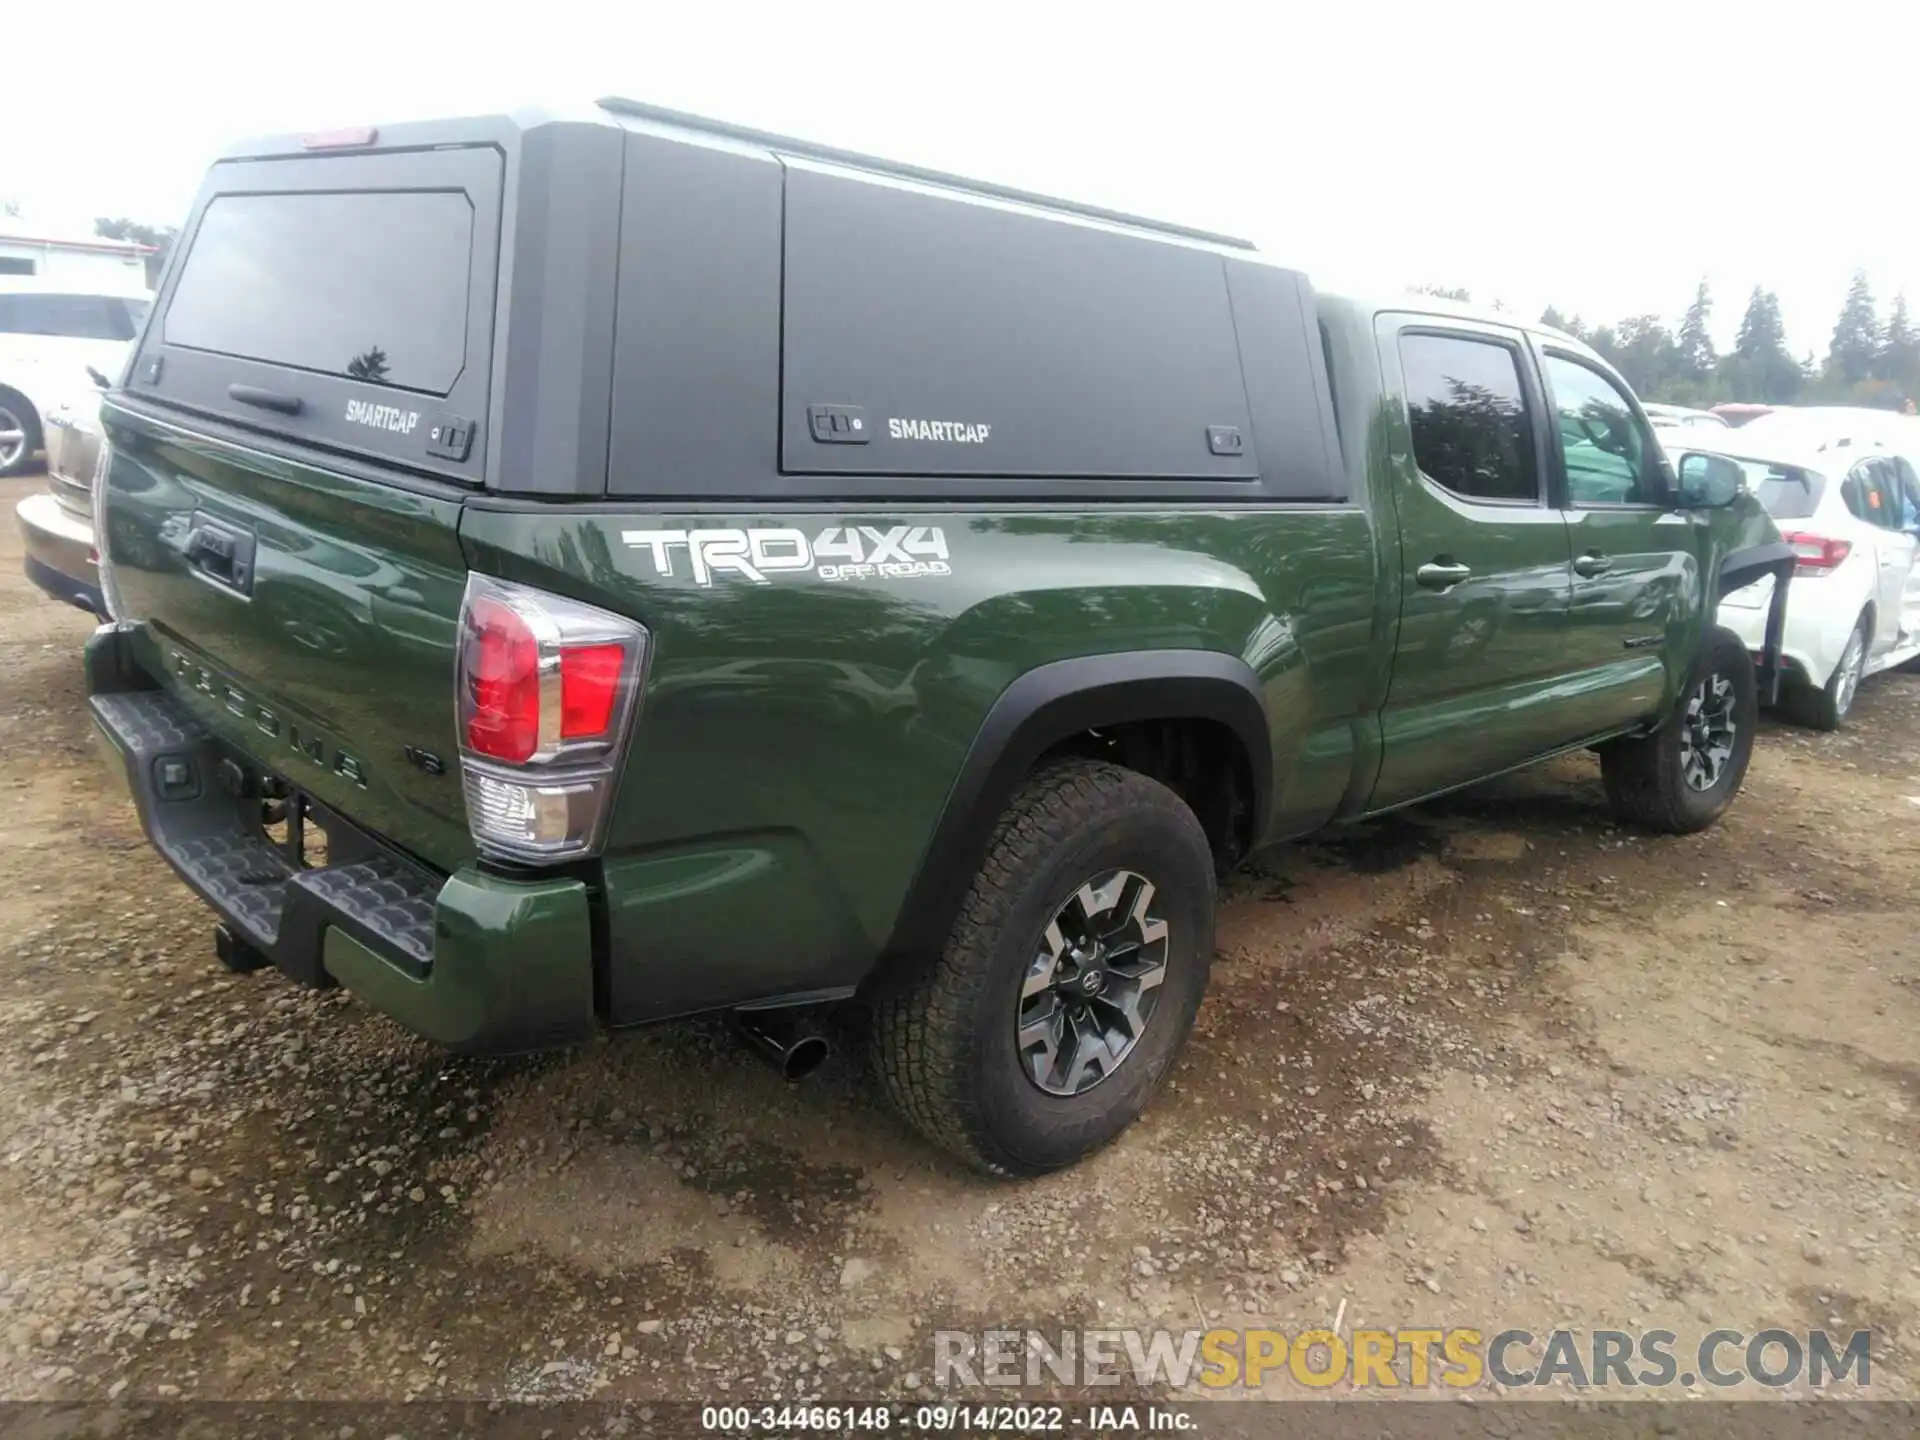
top-left (1, 467), bottom-right (1916, 1409)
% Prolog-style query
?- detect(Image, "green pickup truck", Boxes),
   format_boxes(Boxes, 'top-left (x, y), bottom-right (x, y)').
top-left (84, 101), bottom-right (1791, 1175)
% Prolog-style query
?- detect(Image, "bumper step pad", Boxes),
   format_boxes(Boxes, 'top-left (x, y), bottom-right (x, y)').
top-left (91, 689), bottom-right (437, 983)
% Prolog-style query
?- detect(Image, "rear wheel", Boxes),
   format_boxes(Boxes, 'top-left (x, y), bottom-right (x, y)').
top-left (871, 759), bottom-right (1215, 1176)
top-left (1601, 624), bottom-right (1756, 834)
top-left (0, 391), bottom-right (40, 477)
top-left (1787, 615), bottom-right (1868, 731)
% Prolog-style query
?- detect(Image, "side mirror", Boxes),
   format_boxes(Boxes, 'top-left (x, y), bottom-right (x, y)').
top-left (1676, 451), bottom-right (1744, 508)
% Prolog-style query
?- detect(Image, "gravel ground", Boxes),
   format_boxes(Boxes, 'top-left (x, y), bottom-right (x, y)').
top-left (1, 470), bottom-right (1915, 1408)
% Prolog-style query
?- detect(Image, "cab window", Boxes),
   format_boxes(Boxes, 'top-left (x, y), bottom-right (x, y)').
top-left (1541, 353), bottom-right (1666, 506)
top-left (1399, 332), bottom-right (1540, 503)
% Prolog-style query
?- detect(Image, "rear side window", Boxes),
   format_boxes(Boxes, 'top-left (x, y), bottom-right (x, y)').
top-left (1399, 333), bottom-right (1539, 503)
top-left (0, 292), bottom-right (142, 341)
top-left (164, 191), bottom-right (473, 395)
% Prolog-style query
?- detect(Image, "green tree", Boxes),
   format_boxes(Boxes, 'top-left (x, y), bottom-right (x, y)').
top-left (93, 216), bottom-right (177, 287)
top-left (1733, 286), bottom-right (1783, 357)
top-left (1676, 279), bottom-right (1716, 382)
top-left (1539, 305), bottom-right (1574, 334)
top-left (1722, 287), bottom-right (1801, 403)
top-left (1826, 270), bottom-right (1881, 386)
top-left (1611, 315), bottom-right (1680, 397)
top-left (1878, 293), bottom-right (1919, 400)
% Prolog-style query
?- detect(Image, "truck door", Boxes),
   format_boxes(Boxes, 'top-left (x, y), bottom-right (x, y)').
top-left (1536, 347), bottom-right (1694, 734)
top-left (1368, 318), bottom-right (1579, 808)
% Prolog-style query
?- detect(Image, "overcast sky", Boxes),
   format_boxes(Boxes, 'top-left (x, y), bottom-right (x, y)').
top-left (5, 1), bottom-right (1914, 356)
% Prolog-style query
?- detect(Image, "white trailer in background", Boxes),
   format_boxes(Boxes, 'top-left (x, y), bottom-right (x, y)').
top-left (0, 230), bottom-right (153, 291)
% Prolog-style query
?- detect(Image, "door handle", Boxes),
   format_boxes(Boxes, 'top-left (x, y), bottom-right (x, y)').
top-left (1415, 560), bottom-right (1473, 590)
top-left (1573, 552), bottom-right (1613, 578)
top-left (184, 514), bottom-right (257, 595)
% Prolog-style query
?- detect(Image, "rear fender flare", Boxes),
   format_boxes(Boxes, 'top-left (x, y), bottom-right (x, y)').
top-left (876, 650), bottom-right (1270, 973)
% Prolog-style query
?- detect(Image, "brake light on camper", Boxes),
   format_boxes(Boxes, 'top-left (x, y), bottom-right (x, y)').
top-left (301, 126), bottom-right (378, 150)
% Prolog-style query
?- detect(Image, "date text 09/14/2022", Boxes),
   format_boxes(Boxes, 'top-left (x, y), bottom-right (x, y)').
top-left (699, 1403), bottom-right (1192, 1433)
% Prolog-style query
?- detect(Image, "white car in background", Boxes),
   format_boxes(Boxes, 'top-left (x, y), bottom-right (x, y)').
top-left (1691, 431), bottom-right (1920, 728)
top-left (0, 276), bottom-right (150, 476)
top-left (1643, 402), bottom-right (1730, 434)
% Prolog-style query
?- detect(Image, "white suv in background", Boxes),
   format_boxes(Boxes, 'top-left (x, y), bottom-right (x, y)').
top-left (0, 277), bottom-right (150, 476)
top-left (1697, 431), bottom-right (1920, 728)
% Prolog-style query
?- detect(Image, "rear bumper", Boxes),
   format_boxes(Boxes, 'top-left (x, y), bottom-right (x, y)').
top-left (1717, 578), bottom-right (1854, 692)
top-left (16, 491), bottom-right (106, 617)
top-left (84, 624), bottom-right (595, 1054)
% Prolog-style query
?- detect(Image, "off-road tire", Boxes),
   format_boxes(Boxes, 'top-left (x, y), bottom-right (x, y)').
top-left (871, 759), bottom-right (1215, 1176)
top-left (1601, 624), bottom-right (1756, 834)
top-left (0, 390), bottom-right (41, 478)
top-left (1785, 613), bottom-right (1868, 732)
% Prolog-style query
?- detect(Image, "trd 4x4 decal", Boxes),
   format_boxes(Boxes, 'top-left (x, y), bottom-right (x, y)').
top-left (620, 525), bottom-right (952, 586)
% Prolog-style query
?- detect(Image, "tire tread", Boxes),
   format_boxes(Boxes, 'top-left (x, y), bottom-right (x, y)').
top-left (1601, 624), bottom-right (1755, 834)
top-left (872, 759), bottom-right (1201, 1175)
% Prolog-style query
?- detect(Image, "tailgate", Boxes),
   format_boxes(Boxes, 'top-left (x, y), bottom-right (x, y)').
top-left (95, 140), bottom-right (507, 873)
top-left (103, 409), bottom-right (473, 870)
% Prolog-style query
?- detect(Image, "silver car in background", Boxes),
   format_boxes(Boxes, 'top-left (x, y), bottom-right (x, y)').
top-left (15, 384), bottom-right (109, 617)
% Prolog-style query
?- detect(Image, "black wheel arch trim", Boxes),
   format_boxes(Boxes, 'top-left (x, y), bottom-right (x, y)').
top-left (1714, 538), bottom-right (1796, 706)
top-left (875, 649), bottom-right (1270, 975)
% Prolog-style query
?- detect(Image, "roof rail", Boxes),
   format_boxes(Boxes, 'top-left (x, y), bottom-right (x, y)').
top-left (596, 96), bottom-right (1257, 252)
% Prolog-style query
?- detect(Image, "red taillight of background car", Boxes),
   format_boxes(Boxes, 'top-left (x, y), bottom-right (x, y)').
top-left (454, 576), bottom-right (648, 862)
top-left (1781, 531), bottom-right (1851, 578)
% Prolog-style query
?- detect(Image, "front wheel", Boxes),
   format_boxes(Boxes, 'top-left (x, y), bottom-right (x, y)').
top-left (1601, 624), bottom-right (1756, 834)
top-left (871, 759), bottom-right (1215, 1176)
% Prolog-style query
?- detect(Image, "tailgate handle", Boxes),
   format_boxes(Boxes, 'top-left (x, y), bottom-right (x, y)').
top-left (185, 516), bottom-right (257, 594)
top-left (228, 383), bottom-right (304, 416)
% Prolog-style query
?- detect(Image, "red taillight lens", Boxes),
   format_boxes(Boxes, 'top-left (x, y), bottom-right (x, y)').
top-left (1782, 531), bottom-right (1851, 577)
top-left (453, 575), bottom-right (649, 864)
top-left (560, 643), bottom-right (626, 739)
top-left (463, 595), bottom-right (541, 763)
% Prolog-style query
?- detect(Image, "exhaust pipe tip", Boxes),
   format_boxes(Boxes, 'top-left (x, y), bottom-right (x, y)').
top-left (779, 1033), bottom-right (831, 1081)
top-left (731, 1010), bottom-right (833, 1082)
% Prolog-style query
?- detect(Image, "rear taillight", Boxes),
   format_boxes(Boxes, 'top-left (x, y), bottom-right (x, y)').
top-left (454, 575), bottom-right (648, 863)
top-left (1782, 531), bottom-right (1852, 578)
top-left (89, 436), bottom-right (121, 620)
